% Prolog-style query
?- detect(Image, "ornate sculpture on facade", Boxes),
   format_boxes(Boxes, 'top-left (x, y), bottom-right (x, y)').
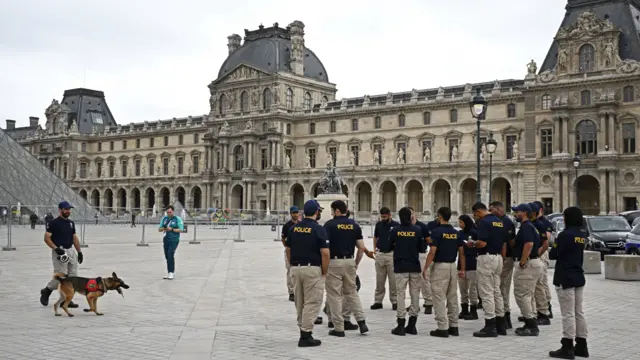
top-left (481, 142), bottom-right (487, 162)
top-left (617, 59), bottom-right (640, 74)
top-left (493, 80), bottom-right (501, 89)
top-left (251, 87), bottom-right (259, 107)
top-left (75, 164), bottom-right (80, 179)
top-left (156, 166), bottom-right (161, 176)
top-left (285, 154), bottom-right (291, 169)
top-left (603, 42), bottom-right (615, 67)
top-left (220, 121), bottom-right (230, 135)
top-left (557, 50), bottom-right (568, 71)
top-left (386, 92), bottom-right (393, 102)
top-left (341, 98), bottom-right (347, 107)
top-left (319, 162), bottom-right (343, 194)
top-left (304, 152), bottom-right (311, 168)
top-left (411, 88), bottom-right (418, 98)
top-left (348, 151), bottom-right (355, 166)
top-left (527, 59), bottom-right (537, 75)
top-left (464, 83), bottom-right (472, 93)
top-left (141, 162), bottom-right (146, 177)
top-left (423, 147), bottom-right (431, 163)
top-left (373, 149), bottom-right (380, 165)
top-left (512, 141), bottom-right (519, 160)
top-left (451, 145), bottom-right (459, 161)
top-left (244, 120), bottom-right (253, 131)
top-left (363, 95), bottom-right (370, 104)
top-left (44, 99), bottom-right (70, 134)
top-left (437, 87), bottom-right (445, 96)
top-left (70, 120), bottom-right (78, 133)
top-left (396, 148), bottom-right (405, 165)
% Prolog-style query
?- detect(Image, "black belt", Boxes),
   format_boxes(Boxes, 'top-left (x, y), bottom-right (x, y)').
top-left (291, 263), bottom-right (321, 267)
top-left (379, 250), bottom-right (392, 254)
top-left (331, 255), bottom-right (354, 259)
top-left (513, 257), bottom-right (538, 261)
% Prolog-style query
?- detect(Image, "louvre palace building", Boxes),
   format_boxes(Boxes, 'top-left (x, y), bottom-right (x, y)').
top-left (4, 0), bottom-right (640, 217)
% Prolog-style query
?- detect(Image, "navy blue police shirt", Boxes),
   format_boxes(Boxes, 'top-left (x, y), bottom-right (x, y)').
top-left (324, 216), bottom-right (363, 258)
top-left (374, 219), bottom-right (400, 253)
top-left (286, 218), bottom-right (329, 266)
top-left (457, 228), bottom-right (478, 271)
top-left (431, 224), bottom-right (464, 263)
top-left (500, 215), bottom-right (516, 257)
top-left (415, 220), bottom-right (431, 253)
top-left (533, 218), bottom-right (549, 248)
top-left (539, 216), bottom-right (553, 234)
top-left (549, 227), bottom-right (587, 289)
top-left (476, 214), bottom-right (505, 255)
top-left (514, 220), bottom-right (540, 260)
top-left (281, 219), bottom-right (297, 240)
top-left (426, 220), bottom-right (439, 232)
top-left (390, 224), bottom-right (423, 273)
top-left (46, 216), bottom-right (76, 249)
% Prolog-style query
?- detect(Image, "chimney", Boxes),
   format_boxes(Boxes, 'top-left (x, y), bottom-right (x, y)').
top-left (29, 116), bottom-right (39, 127)
top-left (227, 34), bottom-right (242, 54)
top-left (288, 20), bottom-right (305, 76)
top-left (5, 119), bottom-right (16, 130)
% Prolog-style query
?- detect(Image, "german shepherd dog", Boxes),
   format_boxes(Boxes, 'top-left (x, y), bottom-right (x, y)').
top-left (53, 272), bottom-right (129, 317)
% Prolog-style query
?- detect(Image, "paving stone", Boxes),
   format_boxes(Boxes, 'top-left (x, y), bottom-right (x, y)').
top-left (1, 225), bottom-right (639, 359)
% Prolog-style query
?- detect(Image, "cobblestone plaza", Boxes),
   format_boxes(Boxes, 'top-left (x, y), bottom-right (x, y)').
top-left (0, 225), bottom-right (638, 360)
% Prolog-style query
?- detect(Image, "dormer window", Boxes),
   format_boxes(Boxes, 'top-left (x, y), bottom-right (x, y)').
top-left (579, 44), bottom-right (595, 73)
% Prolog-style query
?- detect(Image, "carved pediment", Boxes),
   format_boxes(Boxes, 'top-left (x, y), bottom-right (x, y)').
top-left (214, 64), bottom-right (267, 85)
top-left (283, 141), bottom-right (296, 149)
top-left (370, 136), bottom-right (385, 144)
top-left (106, 156), bottom-right (116, 162)
top-left (77, 156), bottom-right (90, 162)
top-left (175, 150), bottom-right (186, 157)
top-left (393, 134), bottom-right (410, 142)
top-left (118, 155), bottom-right (129, 161)
top-left (94, 156), bottom-right (104, 162)
top-left (442, 130), bottom-right (463, 140)
top-left (618, 111), bottom-right (639, 124)
top-left (190, 149), bottom-right (202, 156)
top-left (417, 132), bottom-right (436, 140)
top-left (325, 139), bottom-right (340, 151)
top-left (146, 153), bottom-right (157, 159)
top-left (500, 125), bottom-right (523, 140)
top-left (160, 151), bottom-right (171, 158)
top-left (132, 154), bottom-right (143, 160)
top-left (555, 11), bottom-right (617, 40)
top-left (471, 127), bottom-right (490, 137)
top-left (346, 137), bottom-right (362, 145)
top-left (305, 141), bottom-right (318, 149)
top-left (536, 119), bottom-right (554, 134)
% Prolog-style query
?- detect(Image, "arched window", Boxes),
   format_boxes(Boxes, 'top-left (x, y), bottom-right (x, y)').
top-left (240, 91), bottom-right (249, 112)
top-left (262, 122), bottom-right (268, 133)
top-left (234, 146), bottom-right (244, 171)
top-left (423, 112), bottom-right (431, 125)
top-left (263, 88), bottom-right (272, 109)
top-left (575, 120), bottom-right (597, 155)
top-left (579, 44), bottom-right (595, 73)
top-left (623, 85), bottom-right (635, 102)
top-left (398, 114), bottom-right (405, 127)
top-left (329, 120), bottom-right (336, 133)
top-left (286, 88), bottom-right (294, 109)
top-left (580, 90), bottom-right (591, 106)
top-left (303, 92), bottom-right (312, 110)
top-left (219, 94), bottom-right (227, 114)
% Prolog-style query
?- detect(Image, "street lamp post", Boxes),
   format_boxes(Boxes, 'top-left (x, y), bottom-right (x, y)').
top-left (469, 87), bottom-right (488, 203)
top-left (572, 153), bottom-right (581, 207)
top-left (486, 132), bottom-right (498, 201)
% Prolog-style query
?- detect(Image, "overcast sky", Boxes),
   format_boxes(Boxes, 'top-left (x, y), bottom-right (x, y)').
top-left (0, 0), bottom-right (567, 128)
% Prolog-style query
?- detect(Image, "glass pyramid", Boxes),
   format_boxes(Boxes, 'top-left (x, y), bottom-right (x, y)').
top-left (0, 127), bottom-right (96, 221)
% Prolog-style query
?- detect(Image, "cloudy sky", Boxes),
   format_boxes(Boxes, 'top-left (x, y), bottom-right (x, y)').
top-left (0, 0), bottom-right (567, 128)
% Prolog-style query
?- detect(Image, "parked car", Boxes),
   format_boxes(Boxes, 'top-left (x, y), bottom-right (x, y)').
top-left (618, 210), bottom-right (640, 226)
top-left (549, 218), bottom-right (565, 247)
top-left (624, 224), bottom-right (640, 255)
top-left (547, 213), bottom-right (563, 223)
top-left (583, 215), bottom-right (632, 260)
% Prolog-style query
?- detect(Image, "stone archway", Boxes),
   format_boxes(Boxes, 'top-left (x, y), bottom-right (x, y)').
top-left (191, 186), bottom-right (203, 209)
top-left (90, 189), bottom-right (100, 209)
top-left (491, 177), bottom-right (512, 211)
top-left (117, 188), bottom-right (127, 212)
top-left (231, 184), bottom-right (244, 210)
top-left (380, 181), bottom-right (397, 211)
top-left (576, 174), bottom-right (600, 215)
top-left (291, 184), bottom-right (305, 209)
top-left (104, 189), bottom-right (113, 212)
top-left (131, 188), bottom-right (141, 210)
top-left (311, 183), bottom-right (320, 198)
top-left (460, 178), bottom-right (477, 214)
top-left (145, 188), bottom-right (156, 213)
top-left (79, 189), bottom-right (87, 200)
top-left (432, 179), bottom-right (451, 213)
top-left (160, 187), bottom-right (170, 208)
top-left (405, 180), bottom-right (423, 212)
top-left (356, 181), bottom-right (372, 212)
top-left (175, 186), bottom-right (186, 206)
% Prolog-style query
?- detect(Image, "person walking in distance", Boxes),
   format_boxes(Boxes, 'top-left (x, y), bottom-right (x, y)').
top-left (471, 202), bottom-right (507, 337)
top-left (424, 207), bottom-right (465, 338)
top-left (324, 200), bottom-right (374, 337)
top-left (39, 201), bottom-right (84, 308)
top-left (511, 203), bottom-right (543, 336)
top-left (490, 201), bottom-right (516, 329)
top-left (390, 207), bottom-right (423, 336)
top-left (131, 211), bottom-right (137, 228)
top-left (371, 207), bottom-right (400, 310)
top-left (534, 200), bottom-right (554, 319)
top-left (457, 214), bottom-right (479, 321)
top-left (410, 207), bottom-right (434, 315)
top-left (548, 206), bottom-right (589, 359)
top-left (282, 206), bottom-right (300, 301)
top-left (158, 205), bottom-right (184, 280)
top-left (286, 200), bottom-right (330, 347)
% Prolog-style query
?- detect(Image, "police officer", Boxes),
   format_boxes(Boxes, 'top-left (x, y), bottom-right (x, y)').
top-left (286, 200), bottom-right (330, 347)
top-left (548, 206), bottom-right (589, 359)
top-left (511, 203), bottom-right (543, 336)
top-left (324, 200), bottom-right (374, 337)
top-left (371, 207), bottom-right (400, 310)
top-left (471, 202), bottom-right (507, 337)
top-left (529, 202), bottom-right (552, 326)
top-left (390, 207), bottom-right (423, 336)
top-left (39, 201), bottom-right (83, 308)
top-left (424, 207), bottom-right (465, 338)
top-left (457, 214), bottom-right (479, 320)
top-left (282, 206), bottom-right (300, 301)
top-left (410, 207), bottom-right (433, 315)
top-left (533, 200), bottom-right (554, 319)
top-left (489, 201), bottom-right (516, 329)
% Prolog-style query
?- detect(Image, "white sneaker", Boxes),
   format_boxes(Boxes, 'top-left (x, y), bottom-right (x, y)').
top-left (163, 273), bottom-right (171, 279)
top-left (167, 272), bottom-right (174, 280)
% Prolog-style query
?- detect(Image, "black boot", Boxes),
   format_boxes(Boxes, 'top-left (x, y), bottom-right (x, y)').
top-left (40, 288), bottom-right (52, 306)
top-left (504, 312), bottom-right (513, 329)
top-left (430, 328), bottom-right (449, 338)
top-left (314, 317), bottom-right (323, 325)
top-left (424, 304), bottom-right (433, 314)
top-left (537, 312), bottom-right (551, 325)
top-left (518, 316), bottom-right (526, 322)
top-left (404, 316), bottom-right (418, 335)
top-left (465, 305), bottom-right (479, 320)
top-left (328, 329), bottom-right (345, 337)
top-left (515, 318), bottom-right (539, 336)
top-left (548, 302), bottom-right (554, 319)
top-left (447, 327), bottom-right (459, 336)
top-left (574, 337), bottom-right (589, 358)
top-left (391, 318), bottom-right (406, 336)
top-left (357, 320), bottom-right (369, 334)
top-left (473, 318), bottom-right (498, 338)
top-left (392, 303), bottom-right (398, 311)
top-left (298, 331), bottom-right (322, 347)
top-left (459, 303), bottom-right (469, 319)
top-left (549, 338), bottom-right (575, 359)
top-left (328, 322), bottom-right (334, 328)
top-left (289, 294), bottom-right (294, 302)
top-left (495, 316), bottom-right (507, 336)
top-left (344, 320), bottom-right (359, 331)
top-left (370, 303), bottom-right (383, 310)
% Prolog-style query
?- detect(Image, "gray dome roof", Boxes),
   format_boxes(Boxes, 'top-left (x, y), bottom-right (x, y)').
top-left (217, 36), bottom-right (329, 83)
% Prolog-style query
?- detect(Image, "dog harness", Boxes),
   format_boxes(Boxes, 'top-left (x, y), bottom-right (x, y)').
top-left (85, 279), bottom-right (104, 293)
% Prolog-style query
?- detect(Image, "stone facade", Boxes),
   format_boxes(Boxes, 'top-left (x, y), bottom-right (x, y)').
top-left (10, 12), bottom-right (640, 216)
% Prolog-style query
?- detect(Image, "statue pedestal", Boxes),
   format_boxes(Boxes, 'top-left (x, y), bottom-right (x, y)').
top-left (315, 193), bottom-right (348, 225)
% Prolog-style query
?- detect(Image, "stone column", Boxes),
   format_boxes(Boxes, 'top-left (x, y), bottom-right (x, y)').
top-left (248, 143), bottom-right (253, 168)
top-left (222, 144), bottom-right (228, 170)
top-left (598, 170), bottom-right (607, 215)
top-left (553, 117), bottom-right (561, 153)
top-left (553, 171), bottom-right (561, 210)
top-left (608, 113), bottom-right (616, 152)
top-left (561, 171), bottom-right (570, 211)
top-left (597, 112), bottom-right (606, 153)
top-left (372, 182), bottom-right (380, 212)
top-left (562, 117), bottom-right (569, 154)
top-left (276, 141), bottom-right (281, 167)
top-left (423, 179), bottom-right (432, 217)
top-left (609, 171), bottom-right (617, 214)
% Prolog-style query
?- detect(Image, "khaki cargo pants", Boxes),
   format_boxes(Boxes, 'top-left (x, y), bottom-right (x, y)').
top-left (500, 257), bottom-right (514, 313)
top-left (430, 262), bottom-right (459, 330)
top-left (291, 265), bottom-right (325, 332)
top-left (532, 250), bottom-right (552, 315)
top-left (458, 270), bottom-right (478, 305)
top-left (419, 253), bottom-right (433, 305)
top-left (513, 258), bottom-right (544, 319)
top-left (284, 249), bottom-right (293, 295)
top-left (476, 254), bottom-right (504, 319)
top-left (395, 272), bottom-right (421, 318)
top-left (374, 252), bottom-right (397, 305)
top-left (325, 259), bottom-right (365, 331)
top-left (556, 286), bottom-right (588, 339)
top-left (46, 248), bottom-right (78, 291)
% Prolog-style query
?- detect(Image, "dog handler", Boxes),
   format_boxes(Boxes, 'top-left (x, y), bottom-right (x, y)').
top-left (39, 201), bottom-right (83, 308)
top-left (158, 205), bottom-right (184, 280)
